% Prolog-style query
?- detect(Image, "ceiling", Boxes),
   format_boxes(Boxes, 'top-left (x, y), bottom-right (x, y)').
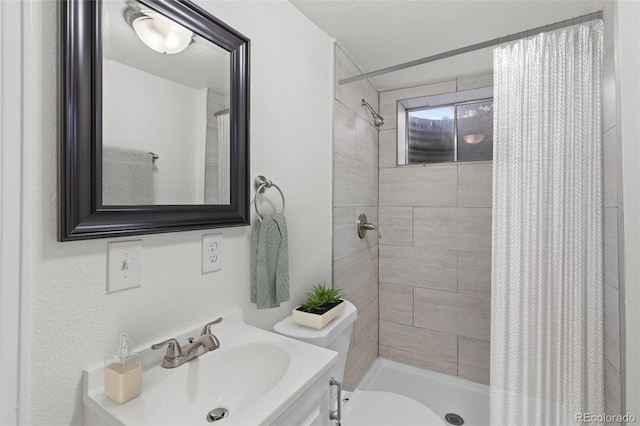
top-left (102, 0), bottom-right (230, 93)
top-left (291, 0), bottom-right (605, 90)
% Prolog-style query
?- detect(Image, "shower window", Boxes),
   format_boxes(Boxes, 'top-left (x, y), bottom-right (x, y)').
top-left (407, 106), bottom-right (455, 163)
top-left (456, 100), bottom-right (494, 161)
top-left (398, 88), bottom-right (494, 165)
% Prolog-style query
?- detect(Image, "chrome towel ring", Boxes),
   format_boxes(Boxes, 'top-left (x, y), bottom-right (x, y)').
top-left (254, 175), bottom-right (285, 222)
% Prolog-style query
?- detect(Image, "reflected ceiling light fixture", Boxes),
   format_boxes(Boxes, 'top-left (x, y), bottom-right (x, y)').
top-left (125, 6), bottom-right (192, 55)
top-left (462, 134), bottom-right (486, 144)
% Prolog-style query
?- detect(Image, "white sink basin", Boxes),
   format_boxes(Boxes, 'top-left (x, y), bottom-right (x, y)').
top-left (83, 310), bottom-right (337, 425)
top-left (141, 342), bottom-right (290, 416)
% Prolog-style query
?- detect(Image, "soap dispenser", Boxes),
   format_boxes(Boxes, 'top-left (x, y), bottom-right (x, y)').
top-left (104, 335), bottom-right (142, 404)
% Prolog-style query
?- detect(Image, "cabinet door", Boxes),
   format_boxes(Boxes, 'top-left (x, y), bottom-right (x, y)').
top-left (272, 373), bottom-right (331, 426)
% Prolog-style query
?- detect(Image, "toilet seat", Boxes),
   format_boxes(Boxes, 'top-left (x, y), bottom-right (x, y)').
top-left (341, 389), bottom-right (445, 426)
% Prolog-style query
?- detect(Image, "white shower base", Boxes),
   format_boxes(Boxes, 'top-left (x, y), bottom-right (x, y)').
top-left (349, 358), bottom-right (489, 426)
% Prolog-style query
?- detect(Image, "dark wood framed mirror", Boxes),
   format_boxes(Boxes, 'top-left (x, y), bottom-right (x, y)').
top-left (59, 0), bottom-right (250, 241)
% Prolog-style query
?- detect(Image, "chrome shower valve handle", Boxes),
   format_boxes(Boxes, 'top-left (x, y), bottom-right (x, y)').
top-left (356, 213), bottom-right (382, 239)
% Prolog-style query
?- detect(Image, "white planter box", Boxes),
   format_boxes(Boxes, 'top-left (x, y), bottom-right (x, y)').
top-left (292, 300), bottom-right (346, 330)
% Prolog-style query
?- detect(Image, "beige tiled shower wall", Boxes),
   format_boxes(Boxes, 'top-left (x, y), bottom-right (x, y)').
top-left (333, 45), bottom-right (380, 390)
top-left (603, 2), bottom-right (624, 422)
top-left (377, 73), bottom-right (493, 385)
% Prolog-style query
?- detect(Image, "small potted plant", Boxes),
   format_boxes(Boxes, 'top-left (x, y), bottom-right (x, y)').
top-left (292, 284), bottom-right (346, 329)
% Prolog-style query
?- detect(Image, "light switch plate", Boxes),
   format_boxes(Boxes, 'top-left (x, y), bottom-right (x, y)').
top-left (202, 233), bottom-right (223, 274)
top-left (107, 240), bottom-right (142, 293)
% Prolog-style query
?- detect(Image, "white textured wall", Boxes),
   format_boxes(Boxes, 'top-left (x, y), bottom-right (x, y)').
top-left (103, 59), bottom-right (206, 204)
top-left (27, 1), bottom-right (333, 424)
top-left (617, 0), bottom-right (640, 418)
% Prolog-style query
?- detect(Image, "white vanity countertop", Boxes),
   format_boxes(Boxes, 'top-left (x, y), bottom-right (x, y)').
top-left (83, 309), bottom-right (338, 426)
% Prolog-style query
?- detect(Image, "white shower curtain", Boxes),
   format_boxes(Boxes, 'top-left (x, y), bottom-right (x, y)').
top-left (491, 20), bottom-right (604, 425)
top-left (217, 112), bottom-right (230, 204)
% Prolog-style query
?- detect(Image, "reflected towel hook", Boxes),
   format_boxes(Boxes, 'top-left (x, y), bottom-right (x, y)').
top-left (254, 175), bottom-right (285, 222)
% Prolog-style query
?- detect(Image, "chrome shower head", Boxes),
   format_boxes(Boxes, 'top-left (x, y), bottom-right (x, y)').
top-left (361, 99), bottom-right (385, 128)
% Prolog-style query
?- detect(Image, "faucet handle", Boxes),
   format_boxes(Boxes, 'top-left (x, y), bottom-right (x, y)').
top-left (356, 213), bottom-right (382, 239)
top-left (151, 338), bottom-right (182, 360)
top-left (200, 317), bottom-right (223, 336)
top-left (362, 222), bottom-right (382, 239)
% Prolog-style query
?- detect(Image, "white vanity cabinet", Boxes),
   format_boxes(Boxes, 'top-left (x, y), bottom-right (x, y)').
top-left (272, 370), bottom-right (333, 426)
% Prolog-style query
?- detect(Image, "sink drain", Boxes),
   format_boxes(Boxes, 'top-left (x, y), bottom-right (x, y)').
top-left (206, 408), bottom-right (229, 423)
top-left (445, 413), bottom-right (464, 425)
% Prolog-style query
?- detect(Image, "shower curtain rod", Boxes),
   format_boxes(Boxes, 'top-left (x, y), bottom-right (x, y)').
top-left (339, 10), bottom-right (603, 86)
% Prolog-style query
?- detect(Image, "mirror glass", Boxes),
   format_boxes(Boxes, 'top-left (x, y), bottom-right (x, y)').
top-left (102, 0), bottom-right (230, 205)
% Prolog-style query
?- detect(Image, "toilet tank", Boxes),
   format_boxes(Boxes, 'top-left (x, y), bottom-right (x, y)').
top-left (273, 301), bottom-right (357, 382)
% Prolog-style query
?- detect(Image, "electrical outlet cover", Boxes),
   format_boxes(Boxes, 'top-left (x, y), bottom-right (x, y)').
top-left (202, 234), bottom-right (223, 274)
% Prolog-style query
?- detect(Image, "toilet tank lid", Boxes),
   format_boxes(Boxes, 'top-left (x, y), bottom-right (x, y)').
top-left (273, 300), bottom-right (357, 344)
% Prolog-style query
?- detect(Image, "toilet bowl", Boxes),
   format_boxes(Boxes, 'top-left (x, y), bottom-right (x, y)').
top-left (273, 301), bottom-right (444, 426)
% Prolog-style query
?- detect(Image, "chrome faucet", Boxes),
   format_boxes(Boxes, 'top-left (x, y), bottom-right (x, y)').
top-left (151, 317), bottom-right (222, 368)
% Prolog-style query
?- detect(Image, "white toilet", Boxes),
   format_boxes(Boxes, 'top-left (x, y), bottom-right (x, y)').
top-left (274, 301), bottom-right (445, 426)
